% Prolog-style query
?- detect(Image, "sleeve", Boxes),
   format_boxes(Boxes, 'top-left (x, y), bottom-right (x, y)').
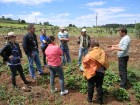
top-left (40, 35), bottom-right (43, 42)
top-left (22, 35), bottom-right (31, 55)
top-left (58, 33), bottom-right (61, 39)
top-left (17, 43), bottom-right (22, 58)
top-left (57, 47), bottom-right (63, 56)
top-left (120, 38), bottom-right (130, 51)
top-left (77, 35), bottom-right (80, 44)
top-left (0, 45), bottom-right (9, 61)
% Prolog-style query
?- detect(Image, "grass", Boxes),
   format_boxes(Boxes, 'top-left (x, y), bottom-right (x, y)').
top-left (0, 22), bottom-right (136, 37)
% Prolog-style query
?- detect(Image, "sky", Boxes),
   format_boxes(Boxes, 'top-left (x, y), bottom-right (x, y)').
top-left (0, 0), bottom-right (140, 27)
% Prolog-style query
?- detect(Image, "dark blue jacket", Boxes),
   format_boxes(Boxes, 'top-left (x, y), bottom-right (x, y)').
top-left (0, 42), bottom-right (22, 61)
top-left (22, 33), bottom-right (38, 56)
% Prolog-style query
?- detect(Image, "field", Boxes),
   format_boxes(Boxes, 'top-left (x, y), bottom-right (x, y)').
top-left (0, 25), bottom-right (140, 105)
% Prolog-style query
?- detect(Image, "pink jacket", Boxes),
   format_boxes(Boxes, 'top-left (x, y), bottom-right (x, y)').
top-left (45, 43), bottom-right (63, 66)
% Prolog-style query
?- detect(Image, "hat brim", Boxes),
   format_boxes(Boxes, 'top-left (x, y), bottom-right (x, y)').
top-left (5, 35), bottom-right (16, 39)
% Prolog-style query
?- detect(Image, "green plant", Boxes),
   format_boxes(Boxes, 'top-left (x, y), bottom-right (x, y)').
top-left (103, 71), bottom-right (120, 92)
top-left (8, 95), bottom-right (26, 105)
top-left (113, 88), bottom-right (129, 101)
top-left (0, 86), bottom-right (7, 100)
top-left (22, 63), bottom-right (29, 75)
top-left (133, 82), bottom-right (140, 103)
top-left (127, 70), bottom-right (137, 85)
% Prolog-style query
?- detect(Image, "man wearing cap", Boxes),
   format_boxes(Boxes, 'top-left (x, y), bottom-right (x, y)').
top-left (77, 28), bottom-right (90, 67)
top-left (0, 32), bottom-right (31, 88)
top-left (58, 27), bottom-right (71, 65)
top-left (23, 24), bottom-right (46, 79)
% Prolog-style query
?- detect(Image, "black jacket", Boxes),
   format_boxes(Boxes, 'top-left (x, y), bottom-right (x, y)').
top-left (22, 33), bottom-right (38, 55)
top-left (0, 42), bottom-right (22, 61)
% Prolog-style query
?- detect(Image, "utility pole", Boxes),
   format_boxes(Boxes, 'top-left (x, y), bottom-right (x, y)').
top-left (35, 16), bottom-right (37, 24)
top-left (96, 13), bottom-right (98, 33)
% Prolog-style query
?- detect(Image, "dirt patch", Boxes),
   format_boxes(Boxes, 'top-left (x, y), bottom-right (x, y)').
top-left (0, 35), bottom-right (140, 105)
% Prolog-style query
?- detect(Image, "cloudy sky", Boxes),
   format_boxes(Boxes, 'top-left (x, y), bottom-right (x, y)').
top-left (0, 0), bottom-right (140, 27)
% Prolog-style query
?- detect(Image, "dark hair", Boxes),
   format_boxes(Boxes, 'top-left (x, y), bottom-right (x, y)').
top-left (27, 24), bottom-right (34, 30)
top-left (118, 27), bottom-right (127, 34)
top-left (90, 40), bottom-right (99, 48)
top-left (48, 36), bottom-right (55, 44)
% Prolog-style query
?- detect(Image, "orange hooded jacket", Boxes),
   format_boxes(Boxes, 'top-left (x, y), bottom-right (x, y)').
top-left (82, 47), bottom-right (109, 80)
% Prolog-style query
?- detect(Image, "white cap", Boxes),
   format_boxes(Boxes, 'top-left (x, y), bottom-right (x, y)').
top-left (8, 32), bottom-right (15, 36)
top-left (5, 32), bottom-right (16, 39)
top-left (60, 27), bottom-right (65, 30)
top-left (81, 28), bottom-right (86, 32)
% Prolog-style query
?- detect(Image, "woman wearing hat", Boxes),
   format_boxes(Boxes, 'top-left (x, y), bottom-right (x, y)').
top-left (0, 32), bottom-right (31, 88)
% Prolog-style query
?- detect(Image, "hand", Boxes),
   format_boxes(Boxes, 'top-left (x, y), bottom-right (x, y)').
top-left (106, 46), bottom-right (114, 51)
top-left (9, 55), bottom-right (14, 59)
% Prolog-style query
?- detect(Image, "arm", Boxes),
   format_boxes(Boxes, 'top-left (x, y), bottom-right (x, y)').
top-left (57, 47), bottom-right (63, 56)
top-left (58, 32), bottom-right (69, 42)
top-left (16, 43), bottom-right (22, 58)
top-left (22, 35), bottom-right (31, 55)
top-left (0, 44), bottom-right (11, 61)
top-left (110, 44), bottom-right (123, 51)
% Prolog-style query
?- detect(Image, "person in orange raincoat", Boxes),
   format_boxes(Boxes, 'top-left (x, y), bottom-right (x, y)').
top-left (82, 40), bottom-right (109, 104)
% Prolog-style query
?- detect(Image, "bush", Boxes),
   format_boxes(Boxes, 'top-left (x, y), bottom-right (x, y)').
top-left (113, 88), bottom-right (129, 101)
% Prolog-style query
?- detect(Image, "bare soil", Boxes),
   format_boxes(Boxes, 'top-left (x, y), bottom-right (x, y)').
top-left (0, 35), bottom-right (140, 105)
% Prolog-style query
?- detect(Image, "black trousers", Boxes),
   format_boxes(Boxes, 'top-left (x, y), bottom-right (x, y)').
top-left (9, 65), bottom-right (27, 86)
top-left (87, 72), bottom-right (104, 100)
top-left (118, 56), bottom-right (129, 88)
top-left (41, 47), bottom-right (47, 65)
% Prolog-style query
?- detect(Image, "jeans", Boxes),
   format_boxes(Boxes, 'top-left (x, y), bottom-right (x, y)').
top-left (9, 65), bottom-right (27, 86)
top-left (60, 45), bottom-right (71, 65)
top-left (118, 56), bottom-right (129, 88)
top-left (78, 47), bottom-right (88, 65)
top-left (27, 51), bottom-right (43, 78)
top-left (49, 65), bottom-right (65, 92)
top-left (87, 71), bottom-right (104, 101)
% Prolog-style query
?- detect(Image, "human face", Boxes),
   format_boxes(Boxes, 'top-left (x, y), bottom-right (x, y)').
top-left (8, 36), bottom-right (16, 42)
top-left (118, 31), bottom-right (124, 37)
top-left (30, 26), bottom-right (35, 33)
top-left (81, 31), bottom-right (86, 36)
top-left (42, 30), bottom-right (46, 35)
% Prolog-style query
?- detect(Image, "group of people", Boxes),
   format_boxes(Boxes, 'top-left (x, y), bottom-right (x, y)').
top-left (0, 24), bottom-right (131, 104)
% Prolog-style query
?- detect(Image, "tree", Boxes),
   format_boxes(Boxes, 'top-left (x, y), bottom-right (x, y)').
top-left (43, 22), bottom-right (49, 25)
top-left (18, 19), bottom-right (21, 23)
top-left (6, 18), bottom-right (12, 20)
top-left (39, 22), bottom-right (42, 25)
top-left (2, 16), bottom-right (5, 20)
top-left (135, 23), bottom-right (140, 38)
top-left (21, 20), bottom-right (26, 24)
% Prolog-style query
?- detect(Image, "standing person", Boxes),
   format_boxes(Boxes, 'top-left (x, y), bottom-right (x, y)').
top-left (108, 27), bottom-right (131, 89)
top-left (0, 32), bottom-right (31, 88)
top-left (77, 28), bottom-right (90, 66)
top-left (40, 29), bottom-right (49, 67)
top-left (82, 40), bottom-right (109, 104)
top-left (58, 27), bottom-right (71, 65)
top-left (45, 36), bottom-right (68, 95)
top-left (23, 24), bottom-right (46, 79)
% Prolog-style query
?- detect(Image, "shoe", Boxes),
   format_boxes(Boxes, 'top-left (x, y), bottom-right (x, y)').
top-left (97, 99), bottom-right (103, 105)
top-left (51, 88), bottom-right (58, 93)
top-left (24, 81), bottom-right (31, 85)
top-left (60, 90), bottom-right (68, 95)
top-left (87, 97), bottom-right (92, 103)
top-left (39, 72), bottom-right (48, 75)
top-left (32, 76), bottom-right (37, 80)
top-left (13, 85), bottom-right (19, 90)
top-left (44, 64), bottom-right (49, 68)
